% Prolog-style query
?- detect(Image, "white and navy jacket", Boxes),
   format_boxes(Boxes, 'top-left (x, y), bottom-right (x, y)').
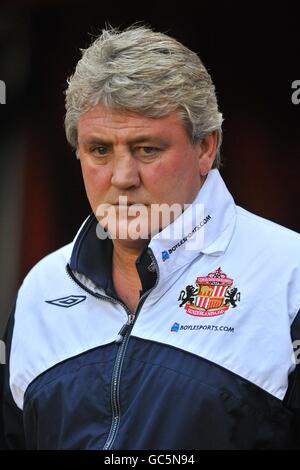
top-left (1, 169), bottom-right (300, 450)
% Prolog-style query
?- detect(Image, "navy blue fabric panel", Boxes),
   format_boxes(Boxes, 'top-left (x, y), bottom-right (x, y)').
top-left (23, 343), bottom-right (118, 450)
top-left (285, 309), bottom-right (300, 410)
top-left (0, 303), bottom-right (26, 450)
top-left (291, 309), bottom-right (300, 343)
top-left (22, 336), bottom-right (296, 449)
top-left (114, 337), bottom-right (294, 450)
top-left (283, 308), bottom-right (300, 444)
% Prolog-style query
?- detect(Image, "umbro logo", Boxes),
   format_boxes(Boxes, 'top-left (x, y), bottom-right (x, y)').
top-left (45, 295), bottom-right (86, 308)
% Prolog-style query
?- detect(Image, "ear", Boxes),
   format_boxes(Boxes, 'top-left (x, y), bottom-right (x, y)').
top-left (195, 131), bottom-right (218, 177)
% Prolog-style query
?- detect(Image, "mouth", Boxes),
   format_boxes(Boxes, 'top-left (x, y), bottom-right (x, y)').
top-left (112, 202), bottom-right (148, 207)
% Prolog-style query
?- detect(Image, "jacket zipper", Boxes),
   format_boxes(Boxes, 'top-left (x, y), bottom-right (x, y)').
top-left (65, 249), bottom-right (159, 450)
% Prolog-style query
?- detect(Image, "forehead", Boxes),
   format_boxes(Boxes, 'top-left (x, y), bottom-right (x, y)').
top-left (77, 104), bottom-right (187, 142)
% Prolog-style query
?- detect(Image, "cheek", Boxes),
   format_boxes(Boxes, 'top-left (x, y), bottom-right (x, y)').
top-left (141, 161), bottom-right (170, 195)
top-left (143, 153), bottom-right (200, 204)
top-left (147, 153), bottom-right (199, 187)
top-left (80, 162), bottom-right (111, 202)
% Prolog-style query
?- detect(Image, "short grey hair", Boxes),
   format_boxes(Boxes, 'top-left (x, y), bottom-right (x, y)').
top-left (64, 25), bottom-right (224, 168)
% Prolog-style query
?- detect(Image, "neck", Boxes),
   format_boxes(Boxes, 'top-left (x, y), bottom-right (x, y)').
top-left (112, 239), bottom-right (146, 313)
top-left (113, 240), bottom-right (140, 272)
top-left (112, 239), bottom-right (149, 288)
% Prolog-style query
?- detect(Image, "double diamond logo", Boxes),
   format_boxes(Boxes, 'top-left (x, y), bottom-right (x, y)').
top-left (45, 295), bottom-right (86, 308)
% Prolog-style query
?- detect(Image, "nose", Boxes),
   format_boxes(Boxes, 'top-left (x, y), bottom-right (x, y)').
top-left (111, 152), bottom-right (141, 190)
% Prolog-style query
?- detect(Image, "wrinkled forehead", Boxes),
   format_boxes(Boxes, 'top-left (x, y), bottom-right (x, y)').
top-left (77, 104), bottom-right (188, 145)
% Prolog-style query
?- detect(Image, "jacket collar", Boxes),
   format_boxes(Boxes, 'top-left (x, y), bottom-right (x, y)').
top-left (69, 216), bottom-right (156, 297)
top-left (69, 169), bottom-right (236, 292)
top-left (148, 169), bottom-right (237, 280)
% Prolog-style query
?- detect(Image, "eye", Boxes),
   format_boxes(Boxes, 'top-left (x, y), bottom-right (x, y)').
top-left (134, 146), bottom-right (161, 162)
top-left (140, 147), bottom-right (159, 154)
top-left (93, 146), bottom-right (108, 155)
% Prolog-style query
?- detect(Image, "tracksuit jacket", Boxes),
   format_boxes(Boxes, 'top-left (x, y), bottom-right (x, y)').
top-left (1, 168), bottom-right (300, 450)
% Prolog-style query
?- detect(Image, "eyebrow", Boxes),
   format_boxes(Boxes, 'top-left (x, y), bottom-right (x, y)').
top-left (82, 135), bottom-right (168, 147)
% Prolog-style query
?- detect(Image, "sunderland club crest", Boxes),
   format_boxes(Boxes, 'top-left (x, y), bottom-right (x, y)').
top-left (178, 267), bottom-right (240, 317)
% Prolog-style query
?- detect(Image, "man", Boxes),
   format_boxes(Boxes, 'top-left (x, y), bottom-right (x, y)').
top-left (1, 25), bottom-right (300, 450)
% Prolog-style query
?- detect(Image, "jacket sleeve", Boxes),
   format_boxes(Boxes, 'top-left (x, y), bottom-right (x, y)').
top-left (0, 303), bottom-right (26, 449)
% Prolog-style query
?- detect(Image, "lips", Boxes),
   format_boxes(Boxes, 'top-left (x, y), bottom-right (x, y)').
top-left (112, 202), bottom-right (148, 206)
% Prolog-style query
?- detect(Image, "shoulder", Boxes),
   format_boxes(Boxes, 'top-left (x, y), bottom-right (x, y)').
top-left (234, 206), bottom-right (300, 322)
top-left (236, 206), bottom-right (300, 251)
top-left (20, 242), bottom-right (74, 292)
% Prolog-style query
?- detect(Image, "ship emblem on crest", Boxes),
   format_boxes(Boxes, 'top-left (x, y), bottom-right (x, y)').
top-left (178, 267), bottom-right (240, 317)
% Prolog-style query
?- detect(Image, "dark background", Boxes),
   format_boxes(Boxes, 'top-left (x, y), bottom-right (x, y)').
top-left (0, 0), bottom-right (299, 333)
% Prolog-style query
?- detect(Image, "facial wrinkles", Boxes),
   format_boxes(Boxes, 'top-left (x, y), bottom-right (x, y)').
top-left (78, 106), bottom-right (204, 212)
top-left (78, 108), bottom-right (184, 150)
top-left (79, 112), bottom-right (151, 140)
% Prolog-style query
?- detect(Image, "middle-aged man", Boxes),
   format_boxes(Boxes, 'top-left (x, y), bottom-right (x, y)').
top-left (1, 25), bottom-right (300, 450)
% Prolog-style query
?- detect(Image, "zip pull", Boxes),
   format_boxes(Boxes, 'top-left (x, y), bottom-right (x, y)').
top-left (115, 314), bottom-right (135, 344)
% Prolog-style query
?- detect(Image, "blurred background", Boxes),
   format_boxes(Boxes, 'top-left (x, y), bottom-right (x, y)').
top-left (0, 0), bottom-right (299, 334)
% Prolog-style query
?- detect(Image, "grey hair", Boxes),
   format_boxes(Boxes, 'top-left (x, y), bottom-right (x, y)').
top-left (64, 25), bottom-right (224, 168)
